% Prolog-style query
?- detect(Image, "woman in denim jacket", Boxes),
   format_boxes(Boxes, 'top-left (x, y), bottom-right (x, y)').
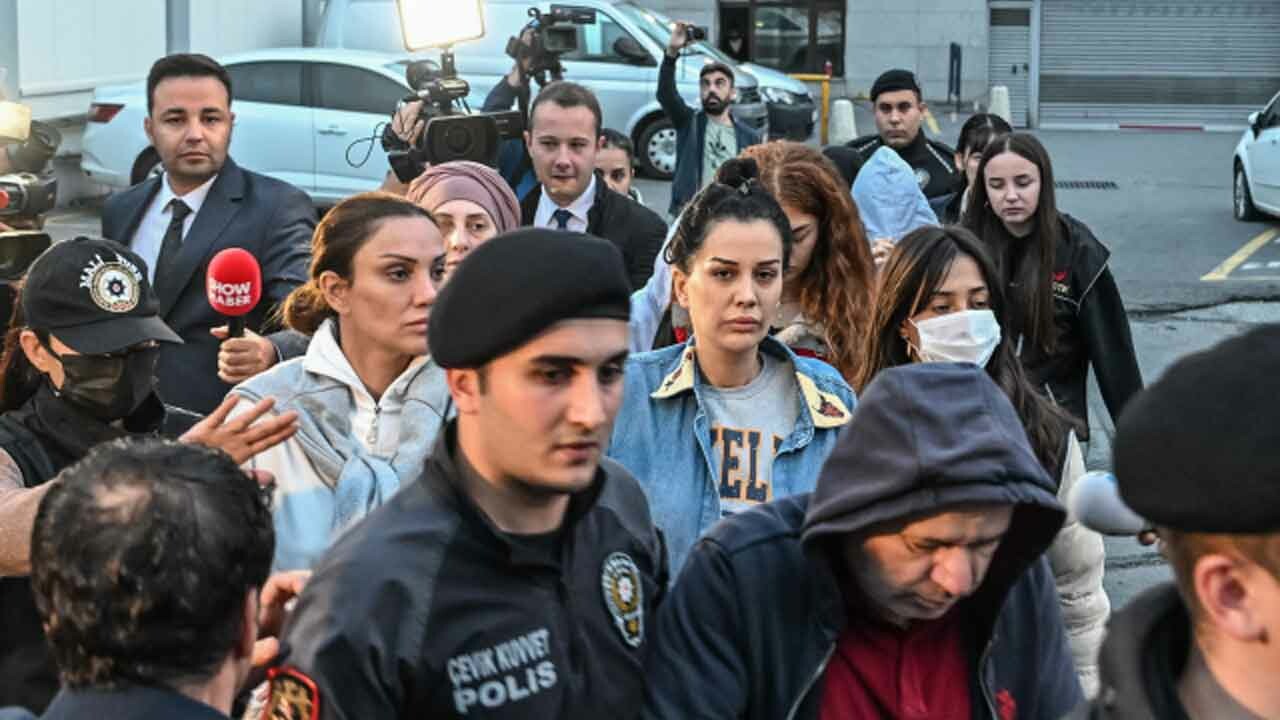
top-left (608, 159), bottom-right (855, 575)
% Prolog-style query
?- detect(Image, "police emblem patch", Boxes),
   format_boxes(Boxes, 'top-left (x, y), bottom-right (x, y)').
top-left (261, 667), bottom-right (319, 720)
top-left (601, 552), bottom-right (644, 648)
top-left (914, 167), bottom-right (931, 190)
top-left (78, 253), bottom-right (142, 313)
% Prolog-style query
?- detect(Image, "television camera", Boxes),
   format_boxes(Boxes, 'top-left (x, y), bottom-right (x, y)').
top-left (382, 0), bottom-right (597, 182)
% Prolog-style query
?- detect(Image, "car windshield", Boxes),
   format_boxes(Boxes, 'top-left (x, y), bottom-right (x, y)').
top-left (613, 2), bottom-right (740, 67)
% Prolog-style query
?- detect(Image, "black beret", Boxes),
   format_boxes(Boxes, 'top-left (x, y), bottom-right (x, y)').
top-left (870, 69), bottom-right (921, 101)
top-left (1114, 325), bottom-right (1280, 534)
top-left (429, 229), bottom-right (631, 368)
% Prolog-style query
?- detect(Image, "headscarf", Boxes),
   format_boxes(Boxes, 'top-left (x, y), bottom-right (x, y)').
top-left (405, 160), bottom-right (521, 233)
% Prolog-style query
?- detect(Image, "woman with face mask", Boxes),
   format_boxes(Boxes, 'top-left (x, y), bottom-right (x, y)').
top-left (608, 159), bottom-right (855, 576)
top-left (404, 160), bottom-right (521, 282)
top-left (0, 236), bottom-right (298, 711)
top-left (963, 132), bottom-right (1142, 443)
top-left (231, 192), bottom-right (450, 572)
top-left (941, 113), bottom-right (1012, 224)
top-left (855, 225), bottom-right (1109, 695)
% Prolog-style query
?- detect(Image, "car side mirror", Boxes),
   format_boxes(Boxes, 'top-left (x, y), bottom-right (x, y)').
top-left (614, 36), bottom-right (655, 66)
top-left (1249, 111), bottom-right (1261, 137)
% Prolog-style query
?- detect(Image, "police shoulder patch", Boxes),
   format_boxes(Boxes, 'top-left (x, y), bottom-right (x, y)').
top-left (261, 666), bottom-right (319, 720)
top-left (601, 551), bottom-right (644, 648)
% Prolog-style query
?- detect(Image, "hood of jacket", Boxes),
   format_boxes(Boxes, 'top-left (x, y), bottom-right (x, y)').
top-left (801, 362), bottom-right (1065, 624)
top-left (852, 146), bottom-right (939, 242)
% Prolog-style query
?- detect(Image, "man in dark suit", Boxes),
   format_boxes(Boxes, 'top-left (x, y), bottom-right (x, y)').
top-left (102, 54), bottom-right (313, 414)
top-left (517, 81), bottom-right (666, 291)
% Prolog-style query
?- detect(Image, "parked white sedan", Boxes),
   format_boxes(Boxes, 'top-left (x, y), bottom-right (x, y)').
top-left (1234, 89), bottom-right (1280, 221)
top-left (81, 48), bottom-right (413, 206)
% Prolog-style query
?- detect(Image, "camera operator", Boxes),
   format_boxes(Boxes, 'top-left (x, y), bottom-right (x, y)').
top-left (0, 115), bottom-right (60, 233)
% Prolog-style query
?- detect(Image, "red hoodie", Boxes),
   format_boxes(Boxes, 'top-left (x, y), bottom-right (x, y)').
top-left (819, 608), bottom-right (972, 720)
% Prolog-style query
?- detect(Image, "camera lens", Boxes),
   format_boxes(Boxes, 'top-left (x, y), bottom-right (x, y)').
top-left (443, 124), bottom-right (474, 155)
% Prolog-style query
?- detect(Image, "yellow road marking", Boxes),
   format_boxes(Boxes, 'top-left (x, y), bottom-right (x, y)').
top-left (924, 109), bottom-right (940, 136)
top-left (1201, 227), bottom-right (1279, 281)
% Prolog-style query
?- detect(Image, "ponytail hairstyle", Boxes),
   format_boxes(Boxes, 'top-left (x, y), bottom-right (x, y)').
top-left (0, 281), bottom-right (50, 412)
top-left (665, 158), bottom-right (793, 272)
top-left (281, 192), bottom-right (437, 335)
top-left (962, 132), bottom-right (1059, 355)
top-left (741, 141), bottom-right (875, 381)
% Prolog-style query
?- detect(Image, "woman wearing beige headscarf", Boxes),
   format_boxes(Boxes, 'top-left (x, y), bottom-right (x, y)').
top-left (405, 161), bottom-right (521, 280)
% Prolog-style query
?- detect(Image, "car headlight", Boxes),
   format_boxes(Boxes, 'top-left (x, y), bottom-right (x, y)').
top-left (760, 86), bottom-right (804, 106)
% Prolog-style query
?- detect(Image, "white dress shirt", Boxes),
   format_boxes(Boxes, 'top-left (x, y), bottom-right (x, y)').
top-left (131, 174), bottom-right (218, 283)
top-left (533, 175), bottom-right (596, 233)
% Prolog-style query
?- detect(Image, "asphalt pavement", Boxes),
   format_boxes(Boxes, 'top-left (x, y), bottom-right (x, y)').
top-left (42, 121), bottom-right (1280, 609)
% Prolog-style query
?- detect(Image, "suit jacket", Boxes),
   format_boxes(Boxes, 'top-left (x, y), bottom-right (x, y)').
top-left (520, 173), bottom-right (667, 290)
top-left (102, 158), bottom-right (314, 414)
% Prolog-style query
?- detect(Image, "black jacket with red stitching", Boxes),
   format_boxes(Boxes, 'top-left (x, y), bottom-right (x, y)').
top-left (1018, 213), bottom-right (1143, 439)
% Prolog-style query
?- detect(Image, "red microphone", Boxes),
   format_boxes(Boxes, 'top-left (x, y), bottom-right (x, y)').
top-left (206, 248), bottom-right (262, 338)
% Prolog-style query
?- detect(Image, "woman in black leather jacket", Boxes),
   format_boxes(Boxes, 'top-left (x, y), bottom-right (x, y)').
top-left (963, 132), bottom-right (1142, 440)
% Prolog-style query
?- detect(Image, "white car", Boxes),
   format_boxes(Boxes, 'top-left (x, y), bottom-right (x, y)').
top-left (81, 48), bottom-right (413, 206)
top-left (1234, 89), bottom-right (1280, 221)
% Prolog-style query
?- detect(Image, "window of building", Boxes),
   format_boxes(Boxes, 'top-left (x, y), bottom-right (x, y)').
top-left (719, 1), bottom-right (845, 76)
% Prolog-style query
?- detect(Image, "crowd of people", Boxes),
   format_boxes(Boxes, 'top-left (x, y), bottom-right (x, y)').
top-left (0, 33), bottom-right (1273, 720)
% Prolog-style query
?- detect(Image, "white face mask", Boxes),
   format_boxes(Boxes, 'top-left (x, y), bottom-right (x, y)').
top-left (910, 309), bottom-right (1002, 367)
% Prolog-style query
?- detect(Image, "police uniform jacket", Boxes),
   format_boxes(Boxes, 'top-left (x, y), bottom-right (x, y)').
top-left (266, 420), bottom-right (668, 720)
top-left (847, 130), bottom-right (957, 201)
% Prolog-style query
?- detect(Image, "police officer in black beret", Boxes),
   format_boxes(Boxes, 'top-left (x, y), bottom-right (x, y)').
top-left (1071, 325), bottom-right (1280, 720)
top-left (263, 229), bottom-right (667, 720)
top-left (844, 68), bottom-right (958, 205)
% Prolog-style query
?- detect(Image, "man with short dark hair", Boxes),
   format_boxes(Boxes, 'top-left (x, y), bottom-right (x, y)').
top-left (263, 230), bottom-right (667, 719)
top-left (519, 82), bottom-right (666, 290)
top-left (845, 68), bottom-right (957, 205)
top-left (1071, 325), bottom-right (1280, 719)
top-left (102, 53), bottom-right (314, 413)
top-left (660, 22), bottom-right (762, 217)
top-left (597, 128), bottom-right (643, 204)
top-left (643, 363), bottom-right (1081, 719)
top-left (23, 438), bottom-right (289, 718)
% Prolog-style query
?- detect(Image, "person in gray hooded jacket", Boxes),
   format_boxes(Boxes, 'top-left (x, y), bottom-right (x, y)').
top-left (642, 362), bottom-right (1082, 720)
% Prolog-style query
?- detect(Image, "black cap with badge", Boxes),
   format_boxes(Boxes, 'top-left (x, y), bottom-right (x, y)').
top-left (22, 236), bottom-right (183, 353)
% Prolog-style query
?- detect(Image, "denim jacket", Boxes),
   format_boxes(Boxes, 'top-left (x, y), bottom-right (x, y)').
top-left (607, 336), bottom-right (854, 574)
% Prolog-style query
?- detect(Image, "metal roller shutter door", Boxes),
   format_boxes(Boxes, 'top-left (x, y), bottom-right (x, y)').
top-left (989, 7), bottom-right (1033, 127)
top-left (1039, 0), bottom-right (1280, 128)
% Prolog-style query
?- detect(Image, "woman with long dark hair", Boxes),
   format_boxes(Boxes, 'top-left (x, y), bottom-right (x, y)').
top-left (963, 132), bottom-right (1141, 440)
top-left (609, 158), bottom-right (855, 575)
top-left (941, 113), bottom-right (1012, 223)
top-left (857, 225), bottom-right (1108, 694)
top-left (742, 141), bottom-right (877, 381)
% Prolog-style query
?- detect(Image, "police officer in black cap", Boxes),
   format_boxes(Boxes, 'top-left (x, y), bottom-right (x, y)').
top-left (0, 237), bottom-right (297, 712)
top-left (1071, 325), bottom-right (1280, 720)
top-left (262, 229), bottom-right (666, 720)
top-left (844, 68), bottom-right (958, 204)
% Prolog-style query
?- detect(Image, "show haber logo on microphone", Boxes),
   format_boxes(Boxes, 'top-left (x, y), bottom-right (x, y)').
top-left (206, 248), bottom-right (263, 317)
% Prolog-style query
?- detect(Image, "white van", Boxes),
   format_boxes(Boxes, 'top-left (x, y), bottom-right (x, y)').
top-left (317, 0), bottom-right (816, 178)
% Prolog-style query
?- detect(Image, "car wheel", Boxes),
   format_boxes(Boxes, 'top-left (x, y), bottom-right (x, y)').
top-left (638, 118), bottom-right (676, 180)
top-left (129, 147), bottom-right (164, 186)
top-left (1235, 163), bottom-right (1262, 221)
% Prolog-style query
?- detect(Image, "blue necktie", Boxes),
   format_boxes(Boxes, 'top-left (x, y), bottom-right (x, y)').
top-left (552, 208), bottom-right (573, 230)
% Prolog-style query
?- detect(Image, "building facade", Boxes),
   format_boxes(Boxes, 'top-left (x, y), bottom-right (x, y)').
top-left (635, 0), bottom-right (1278, 129)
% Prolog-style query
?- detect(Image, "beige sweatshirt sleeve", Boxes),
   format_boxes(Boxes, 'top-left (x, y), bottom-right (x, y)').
top-left (0, 449), bottom-right (54, 577)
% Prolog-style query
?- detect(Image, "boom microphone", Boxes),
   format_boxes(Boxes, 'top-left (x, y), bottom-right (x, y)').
top-left (206, 248), bottom-right (262, 338)
top-left (1069, 471), bottom-right (1150, 536)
